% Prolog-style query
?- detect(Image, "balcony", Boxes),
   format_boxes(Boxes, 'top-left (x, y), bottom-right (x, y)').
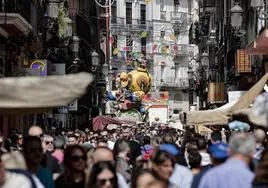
top-left (150, 43), bottom-right (195, 57)
top-left (158, 77), bottom-right (189, 88)
top-left (110, 18), bottom-right (153, 34)
top-left (170, 11), bottom-right (188, 25)
top-left (0, 0), bottom-right (32, 36)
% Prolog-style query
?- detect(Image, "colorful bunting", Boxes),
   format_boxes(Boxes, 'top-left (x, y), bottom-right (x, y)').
top-left (169, 35), bottom-right (177, 41)
top-left (141, 31), bottom-right (148, 38)
top-left (113, 48), bottom-right (118, 55)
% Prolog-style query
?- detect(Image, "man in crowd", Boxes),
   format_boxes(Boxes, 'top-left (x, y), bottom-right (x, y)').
top-left (91, 146), bottom-right (129, 188)
top-left (28, 126), bottom-right (61, 180)
top-left (199, 133), bottom-right (255, 188)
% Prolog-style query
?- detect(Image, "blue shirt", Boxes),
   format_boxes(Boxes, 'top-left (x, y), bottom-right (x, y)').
top-left (198, 157), bottom-right (254, 188)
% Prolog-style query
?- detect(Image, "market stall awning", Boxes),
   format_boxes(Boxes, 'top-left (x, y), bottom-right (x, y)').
top-left (186, 72), bottom-right (268, 126)
top-left (246, 29), bottom-right (268, 55)
top-left (0, 72), bottom-right (93, 114)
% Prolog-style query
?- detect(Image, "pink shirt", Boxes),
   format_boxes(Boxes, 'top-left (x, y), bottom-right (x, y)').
top-left (52, 151), bottom-right (64, 164)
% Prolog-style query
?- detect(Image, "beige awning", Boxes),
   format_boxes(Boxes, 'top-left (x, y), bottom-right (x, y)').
top-left (186, 72), bottom-right (268, 126)
top-left (0, 72), bottom-right (93, 114)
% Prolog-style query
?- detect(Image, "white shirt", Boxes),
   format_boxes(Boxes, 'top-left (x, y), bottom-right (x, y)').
top-left (3, 172), bottom-right (32, 188)
top-left (169, 164), bottom-right (193, 188)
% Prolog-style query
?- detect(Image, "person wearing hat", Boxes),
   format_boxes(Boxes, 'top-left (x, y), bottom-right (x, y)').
top-left (199, 133), bottom-right (255, 188)
top-left (191, 142), bottom-right (229, 188)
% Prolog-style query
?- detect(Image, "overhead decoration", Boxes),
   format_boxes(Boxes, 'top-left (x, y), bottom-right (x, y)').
top-left (169, 35), bottom-right (177, 41)
top-left (141, 31), bottom-right (148, 38)
top-left (113, 48), bottom-right (119, 55)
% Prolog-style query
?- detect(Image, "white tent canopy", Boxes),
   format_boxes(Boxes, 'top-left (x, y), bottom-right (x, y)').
top-left (0, 72), bottom-right (93, 114)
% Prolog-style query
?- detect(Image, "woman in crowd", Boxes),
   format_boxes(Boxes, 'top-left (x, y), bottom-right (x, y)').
top-left (252, 150), bottom-right (268, 188)
top-left (113, 139), bottom-right (131, 183)
top-left (131, 167), bottom-right (168, 188)
top-left (87, 161), bottom-right (118, 188)
top-left (151, 148), bottom-right (175, 186)
top-left (55, 145), bottom-right (87, 188)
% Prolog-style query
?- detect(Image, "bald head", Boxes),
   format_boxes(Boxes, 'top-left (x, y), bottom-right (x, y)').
top-left (28, 126), bottom-right (43, 137)
top-left (92, 147), bottom-right (114, 163)
top-left (253, 129), bottom-right (266, 143)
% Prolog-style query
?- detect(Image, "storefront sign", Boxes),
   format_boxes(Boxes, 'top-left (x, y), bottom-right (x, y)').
top-left (29, 59), bottom-right (47, 76)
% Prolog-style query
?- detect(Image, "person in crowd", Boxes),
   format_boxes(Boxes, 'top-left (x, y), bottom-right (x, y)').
top-left (41, 134), bottom-right (61, 180)
top-left (68, 135), bottom-right (79, 145)
top-left (23, 136), bottom-right (54, 188)
top-left (91, 146), bottom-right (129, 188)
top-left (151, 147), bottom-right (175, 186)
top-left (43, 135), bottom-right (54, 153)
top-left (199, 133), bottom-right (256, 188)
top-left (140, 136), bottom-right (153, 161)
top-left (96, 137), bottom-right (108, 148)
top-left (253, 128), bottom-right (266, 167)
top-left (196, 136), bottom-right (211, 167)
top-left (52, 136), bottom-right (65, 165)
top-left (131, 168), bottom-right (167, 188)
top-left (191, 141), bottom-right (229, 188)
top-left (87, 161), bottom-right (119, 188)
top-left (55, 145), bottom-right (87, 188)
top-left (211, 131), bottom-right (222, 144)
top-left (162, 143), bottom-right (193, 188)
top-left (187, 148), bottom-right (201, 175)
top-left (113, 139), bottom-right (131, 183)
top-left (28, 126), bottom-right (44, 137)
top-left (252, 150), bottom-right (268, 188)
top-left (0, 150), bottom-right (45, 188)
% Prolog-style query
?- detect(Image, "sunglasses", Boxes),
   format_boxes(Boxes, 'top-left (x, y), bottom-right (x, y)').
top-left (99, 178), bottom-right (115, 186)
top-left (70, 155), bottom-right (87, 161)
top-left (45, 141), bottom-right (53, 145)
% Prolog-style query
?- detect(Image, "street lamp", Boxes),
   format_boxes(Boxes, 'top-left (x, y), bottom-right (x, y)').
top-left (72, 35), bottom-right (80, 54)
top-left (65, 17), bottom-right (73, 38)
top-left (47, 0), bottom-right (60, 19)
top-left (207, 29), bottom-right (217, 46)
top-left (201, 52), bottom-right (209, 70)
top-left (91, 50), bottom-right (99, 67)
top-left (102, 63), bottom-right (109, 76)
top-left (230, 2), bottom-right (243, 29)
top-left (188, 68), bottom-right (194, 108)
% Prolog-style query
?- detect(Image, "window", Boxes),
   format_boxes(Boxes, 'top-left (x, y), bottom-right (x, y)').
top-left (126, 35), bottom-right (133, 60)
top-left (174, 93), bottom-right (182, 103)
top-left (141, 37), bottom-right (146, 56)
top-left (111, 1), bottom-right (117, 23)
top-left (126, 2), bottom-right (132, 24)
top-left (140, 4), bottom-right (146, 24)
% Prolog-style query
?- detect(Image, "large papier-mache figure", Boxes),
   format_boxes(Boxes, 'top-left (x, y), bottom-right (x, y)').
top-left (106, 56), bottom-right (152, 121)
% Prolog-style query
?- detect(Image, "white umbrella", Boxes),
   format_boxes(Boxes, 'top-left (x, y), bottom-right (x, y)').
top-left (0, 72), bottom-right (93, 114)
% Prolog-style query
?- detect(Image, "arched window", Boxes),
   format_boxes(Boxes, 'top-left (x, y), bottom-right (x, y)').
top-left (174, 93), bottom-right (182, 103)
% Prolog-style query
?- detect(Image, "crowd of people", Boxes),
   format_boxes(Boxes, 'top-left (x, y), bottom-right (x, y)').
top-left (0, 121), bottom-right (268, 188)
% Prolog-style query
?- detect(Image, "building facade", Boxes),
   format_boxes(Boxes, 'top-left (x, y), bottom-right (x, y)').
top-left (193, 0), bottom-right (267, 110)
top-left (110, 0), bottom-right (199, 116)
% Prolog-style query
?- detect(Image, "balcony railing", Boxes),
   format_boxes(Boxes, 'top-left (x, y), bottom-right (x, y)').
top-left (170, 11), bottom-right (188, 25)
top-left (0, 0), bottom-right (31, 24)
top-left (158, 77), bottom-right (189, 88)
top-left (111, 17), bottom-right (153, 34)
